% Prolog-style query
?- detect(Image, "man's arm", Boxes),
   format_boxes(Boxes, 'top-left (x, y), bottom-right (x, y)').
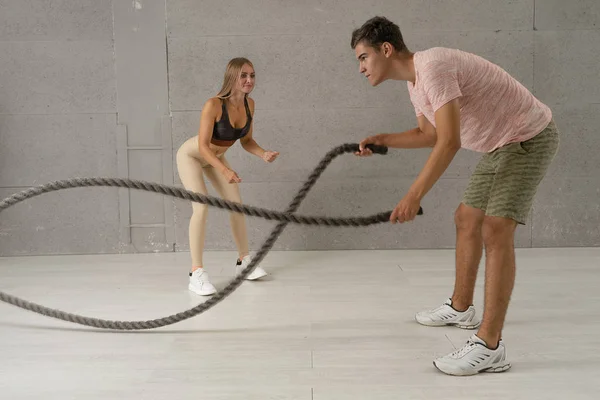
top-left (357, 116), bottom-right (437, 155)
top-left (416, 114), bottom-right (437, 142)
top-left (378, 124), bottom-right (437, 149)
top-left (407, 98), bottom-right (461, 201)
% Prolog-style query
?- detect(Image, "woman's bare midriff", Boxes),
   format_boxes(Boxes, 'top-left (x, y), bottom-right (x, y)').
top-left (210, 138), bottom-right (236, 152)
top-left (178, 136), bottom-right (234, 167)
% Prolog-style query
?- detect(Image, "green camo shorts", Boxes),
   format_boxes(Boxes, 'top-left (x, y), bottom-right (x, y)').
top-left (462, 119), bottom-right (559, 225)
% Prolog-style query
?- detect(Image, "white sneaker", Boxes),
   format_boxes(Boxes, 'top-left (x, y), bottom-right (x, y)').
top-left (433, 334), bottom-right (511, 376)
top-left (235, 255), bottom-right (267, 280)
top-left (415, 298), bottom-right (480, 329)
top-left (188, 269), bottom-right (217, 296)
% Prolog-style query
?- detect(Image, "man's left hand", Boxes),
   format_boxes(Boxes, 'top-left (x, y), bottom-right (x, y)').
top-left (390, 193), bottom-right (421, 224)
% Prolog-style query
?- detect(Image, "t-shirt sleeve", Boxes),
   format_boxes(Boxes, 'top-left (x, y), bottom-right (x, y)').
top-left (420, 60), bottom-right (462, 112)
top-left (413, 104), bottom-right (423, 117)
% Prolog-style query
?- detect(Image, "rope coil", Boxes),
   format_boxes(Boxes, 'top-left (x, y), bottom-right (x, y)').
top-left (0, 143), bottom-right (422, 330)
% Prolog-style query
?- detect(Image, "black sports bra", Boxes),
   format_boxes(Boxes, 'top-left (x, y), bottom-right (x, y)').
top-left (212, 97), bottom-right (252, 142)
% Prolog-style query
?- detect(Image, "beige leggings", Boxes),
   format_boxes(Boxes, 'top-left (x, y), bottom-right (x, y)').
top-left (176, 138), bottom-right (249, 267)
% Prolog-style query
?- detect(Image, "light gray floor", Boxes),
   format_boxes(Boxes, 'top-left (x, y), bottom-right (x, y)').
top-left (1, 248), bottom-right (599, 399)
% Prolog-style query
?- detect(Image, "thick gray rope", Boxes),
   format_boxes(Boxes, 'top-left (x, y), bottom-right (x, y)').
top-left (0, 143), bottom-right (422, 330)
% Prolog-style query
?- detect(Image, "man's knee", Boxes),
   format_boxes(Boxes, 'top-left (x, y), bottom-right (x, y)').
top-left (482, 216), bottom-right (517, 248)
top-left (455, 203), bottom-right (485, 235)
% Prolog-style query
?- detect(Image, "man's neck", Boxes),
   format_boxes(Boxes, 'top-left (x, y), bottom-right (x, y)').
top-left (387, 51), bottom-right (416, 84)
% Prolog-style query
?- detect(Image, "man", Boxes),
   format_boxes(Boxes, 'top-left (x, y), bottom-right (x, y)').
top-left (352, 16), bottom-right (559, 376)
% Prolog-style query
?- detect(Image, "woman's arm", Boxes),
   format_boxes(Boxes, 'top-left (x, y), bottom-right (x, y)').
top-left (240, 97), bottom-right (279, 162)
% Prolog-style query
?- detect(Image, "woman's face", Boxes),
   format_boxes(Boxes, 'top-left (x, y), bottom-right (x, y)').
top-left (237, 64), bottom-right (255, 94)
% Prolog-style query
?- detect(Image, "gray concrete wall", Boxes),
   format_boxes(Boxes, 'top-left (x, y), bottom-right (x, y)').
top-left (0, 1), bottom-right (120, 255)
top-left (0, 1), bottom-right (598, 256)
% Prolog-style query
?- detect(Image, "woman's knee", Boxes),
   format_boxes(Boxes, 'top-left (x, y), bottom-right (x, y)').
top-left (191, 203), bottom-right (208, 219)
top-left (219, 181), bottom-right (243, 203)
top-left (454, 203), bottom-right (485, 235)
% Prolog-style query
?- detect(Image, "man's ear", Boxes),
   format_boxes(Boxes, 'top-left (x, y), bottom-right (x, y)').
top-left (382, 42), bottom-right (393, 57)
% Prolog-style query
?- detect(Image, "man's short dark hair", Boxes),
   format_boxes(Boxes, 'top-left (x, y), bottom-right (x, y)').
top-left (351, 16), bottom-right (408, 52)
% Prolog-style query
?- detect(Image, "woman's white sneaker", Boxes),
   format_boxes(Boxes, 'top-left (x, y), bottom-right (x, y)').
top-left (235, 255), bottom-right (267, 280)
top-left (415, 298), bottom-right (481, 329)
top-left (433, 334), bottom-right (511, 376)
top-left (188, 269), bottom-right (217, 296)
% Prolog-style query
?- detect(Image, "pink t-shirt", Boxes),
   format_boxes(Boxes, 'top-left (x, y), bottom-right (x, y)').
top-left (407, 47), bottom-right (552, 153)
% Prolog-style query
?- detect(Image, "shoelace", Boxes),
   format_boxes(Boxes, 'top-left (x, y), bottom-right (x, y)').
top-left (193, 270), bottom-right (209, 283)
top-left (450, 339), bottom-right (477, 358)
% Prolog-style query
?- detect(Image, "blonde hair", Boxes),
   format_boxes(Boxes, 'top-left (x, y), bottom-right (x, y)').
top-left (216, 57), bottom-right (254, 99)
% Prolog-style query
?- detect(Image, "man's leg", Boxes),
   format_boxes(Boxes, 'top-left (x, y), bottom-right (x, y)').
top-left (433, 120), bottom-right (559, 376)
top-left (432, 178), bottom-right (522, 376)
top-left (451, 203), bottom-right (486, 311)
top-left (476, 120), bottom-right (559, 348)
top-left (477, 216), bottom-right (518, 348)
top-left (415, 155), bottom-right (494, 328)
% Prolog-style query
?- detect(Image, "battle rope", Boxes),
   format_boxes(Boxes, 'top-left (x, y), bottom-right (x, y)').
top-left (0, 143), bottom-right (423, 330)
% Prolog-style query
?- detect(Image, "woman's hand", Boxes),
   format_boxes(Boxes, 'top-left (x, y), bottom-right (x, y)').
top-left (262, 150), bottom-right (279, 163)
top-left (222, 168), bottom-right (242, 183)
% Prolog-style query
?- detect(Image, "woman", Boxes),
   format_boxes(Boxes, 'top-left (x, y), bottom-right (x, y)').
top-left (176, 57), bottom-right (279, 296)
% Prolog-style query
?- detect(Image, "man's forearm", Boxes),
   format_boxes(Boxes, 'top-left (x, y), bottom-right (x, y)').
top-left (406, 98), bottom-right (462, 201)
top-left (377, 128), bottom-right (436, 149)
top-left (408, 141), bottom-right (460, 200)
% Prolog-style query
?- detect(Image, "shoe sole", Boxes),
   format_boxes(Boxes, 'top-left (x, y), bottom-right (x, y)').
top-left (246, 271), bottom-right (267, 281)
top-left (236, 267), bottom-right (268, 281)
top-left (482, 363), bottom-right (511, 373)
top-left (433, 361), bottom-right (511, 376)
top-left (188, 284), bottom-right (216, 296)
top-left (415, 317), bottom-right (481, 330)
top-left (453, 321), bottom-right (481, 330)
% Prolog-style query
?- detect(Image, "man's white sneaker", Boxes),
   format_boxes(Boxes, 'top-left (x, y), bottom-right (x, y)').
top-left (188, 269), bottom-right (217, 296)
top-left (235, 255), bottom-right (267, 280)
top-left (433, 334), bottom-right (511, 376)
top-left (415, 298), bottom-right (480, 329)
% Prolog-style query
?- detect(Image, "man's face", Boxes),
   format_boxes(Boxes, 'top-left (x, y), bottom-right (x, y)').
top-left (354, 41), bottom-right (388, 86)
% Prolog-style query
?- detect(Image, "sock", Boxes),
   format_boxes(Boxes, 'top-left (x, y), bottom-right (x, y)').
top-left (448, 298), bottom-right (470, 313)
top-left (474, 334), bottom-right (499, 350)
top-left (190, 266), bottom-right (203, 276)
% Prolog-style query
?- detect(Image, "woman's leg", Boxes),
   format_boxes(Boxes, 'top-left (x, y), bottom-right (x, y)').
top-left (176, 148), bottom-right (217, 295)
top-left (203, 156), bottom-right (267, 280)
top-left (202, 156), bottom-right (249, 260)
top-left (176, 150), bottom-right (209, 270)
